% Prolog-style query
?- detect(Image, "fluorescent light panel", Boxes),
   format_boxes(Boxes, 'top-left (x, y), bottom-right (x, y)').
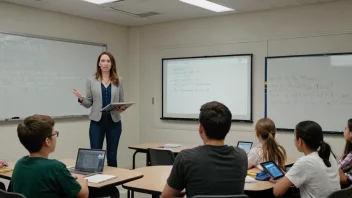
top-left (81, 0), bottom-right (119, 5)
top-left (179, 0), bottom-right (234, 12)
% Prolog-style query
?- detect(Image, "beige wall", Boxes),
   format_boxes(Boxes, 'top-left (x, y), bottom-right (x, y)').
top-left (130, 0), bottom-right (352, 166)
top-left (0, 2), bottom-right (139, 169)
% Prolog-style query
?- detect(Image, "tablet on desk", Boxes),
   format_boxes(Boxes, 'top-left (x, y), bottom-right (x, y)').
top-left (260, 161), bottom-right (285, 180)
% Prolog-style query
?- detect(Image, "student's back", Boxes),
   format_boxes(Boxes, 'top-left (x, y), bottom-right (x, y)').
top-left (12, 156), bottom-right (81, 198)
top-left (286, 152), bottom-right (340, 198)
top-left (162, 101), bottom-right (248, 198)
top-left (168, 145), bottom-right (247, 197)
top-left (248, 118), bottom-right (287, 170)
top-left (272, 121), bottom-right (340, 198)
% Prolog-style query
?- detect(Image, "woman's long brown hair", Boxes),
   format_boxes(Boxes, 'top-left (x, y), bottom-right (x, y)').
top-left (256, 118), bottom-right (287, 170)
top-left (95, 52), bottom-right (119, 86)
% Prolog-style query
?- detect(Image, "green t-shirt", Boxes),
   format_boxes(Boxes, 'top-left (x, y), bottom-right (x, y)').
top-left (12, 156), bottom-right (82, 198)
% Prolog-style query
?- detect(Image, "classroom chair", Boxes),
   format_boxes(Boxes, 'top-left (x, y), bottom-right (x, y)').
top-left (193, 195), bottom-right (249, 198)
top-left (147, 148), bottom-right (175, 166)
top-left (328, 184), bottom-right (352, 198)
top-left (0, 189), bottom-right (26, 198)
top-left (0, 182), bottom-right (5, 191)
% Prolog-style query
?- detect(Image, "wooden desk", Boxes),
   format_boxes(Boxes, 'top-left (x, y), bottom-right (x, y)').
top-left (128, 143), bottom-right (198, 169)
top-left (0, 159), bottom-right (143, 188)
top-left (122, 166), bottom-right (171, 198)
top-left (245, 167), bottom-right (274, 191)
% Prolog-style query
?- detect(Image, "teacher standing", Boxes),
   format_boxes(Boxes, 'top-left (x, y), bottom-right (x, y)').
top-left (73, 52), bottom-right (124, 167)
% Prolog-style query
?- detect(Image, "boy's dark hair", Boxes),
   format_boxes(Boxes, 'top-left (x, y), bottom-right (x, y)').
top-left (199, 101), bottom-right (232, 140)
top-left (17, 115), bottom-right (55, 153)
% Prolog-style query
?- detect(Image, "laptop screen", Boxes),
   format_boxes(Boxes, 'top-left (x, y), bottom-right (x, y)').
top-left (75, 149), bottom-right (105, 172)
top-left (237, 141), bottom-right (252, 153)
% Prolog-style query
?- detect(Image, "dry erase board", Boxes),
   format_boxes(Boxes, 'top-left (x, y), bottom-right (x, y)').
top-left (265, 53), bottom-right (352, 133)
top-left (0, 31), bottom-right (106, 120)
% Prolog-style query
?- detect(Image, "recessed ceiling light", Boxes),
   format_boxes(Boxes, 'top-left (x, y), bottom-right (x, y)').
top-left (179, 0), bottom-right (234, 12)
top-left (81, 0), bottom-right (120, 5)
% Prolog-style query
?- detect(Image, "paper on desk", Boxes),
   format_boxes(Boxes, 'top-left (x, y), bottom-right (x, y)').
top-left (245, 176), bottom-right (256, 183)
top-left (164, 143), bottom-right (181, 148)
top-left (86, 174), bottom-right (116, 183)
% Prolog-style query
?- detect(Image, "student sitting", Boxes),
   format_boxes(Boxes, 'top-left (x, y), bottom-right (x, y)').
top-left (161, 101), bottom-right (248, 198)
top-left (338, 118), bottom-right (352, 186)
top-left (271, 121), bottom-right (340, 198)
top-left (11, 115), bottom-right (89, 198)
top-left (247, 118), bottom-right (287, 170)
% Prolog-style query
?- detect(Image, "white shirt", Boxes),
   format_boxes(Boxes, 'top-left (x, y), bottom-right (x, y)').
top-left (285, 152), bottom-right (340, 198)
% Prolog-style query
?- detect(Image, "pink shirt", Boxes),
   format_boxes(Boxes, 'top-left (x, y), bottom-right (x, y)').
top-left (247, 145), bottom-right (264, 170)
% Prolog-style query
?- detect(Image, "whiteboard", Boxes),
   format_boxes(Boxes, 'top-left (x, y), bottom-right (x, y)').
top-left (265, 53), bottom-right (352, 133)
top-left (0, 32), bottom-right (106, 120)
top-left (162, 55), bottom-right (252, 122)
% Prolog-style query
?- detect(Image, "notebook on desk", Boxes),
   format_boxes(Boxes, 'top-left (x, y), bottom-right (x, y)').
top-left (86, 174), bottom-right (116, 183)
top-left (158, 143), bottom-right (181, 148)
top-left (68, 148), bottom-right (106, 177)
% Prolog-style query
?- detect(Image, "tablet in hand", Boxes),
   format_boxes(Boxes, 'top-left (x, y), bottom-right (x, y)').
top-left (260, 161), bottom-right (285, 180)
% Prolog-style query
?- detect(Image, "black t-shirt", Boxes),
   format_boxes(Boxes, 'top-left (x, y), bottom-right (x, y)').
top-left (167, 145), bottom-right (248, 197)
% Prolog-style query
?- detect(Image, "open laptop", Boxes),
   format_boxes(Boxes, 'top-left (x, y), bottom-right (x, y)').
top-left (237, 141), bottom-right (253, 154)
top-left (68, 148), bottom-right (106, 177)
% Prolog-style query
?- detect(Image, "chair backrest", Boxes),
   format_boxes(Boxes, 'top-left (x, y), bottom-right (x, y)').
top-left (193, 195), bottom-right (249, 198)
top-left (147, 148), bottom-right (175, 166)
top-left (0, 189), bottom-right (26, 198)
top-left (328, 185), bottom-right (352, 198)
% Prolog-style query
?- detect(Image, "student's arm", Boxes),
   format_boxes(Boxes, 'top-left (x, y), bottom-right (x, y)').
top-left (247, 148), bottom-right (259, 169)
top-left (75, 175), bottom-right (89, 198)
top-left (273, 159), bottom-right (307, 197)
top-left (271, 177), bottom-right (294, 197)
top-left (55, 163), bottom-right (88, 198)
top-left (161, 183), bottom-right (183, 198)
top-left (339, 168), bottom-right (348, 184)
top-left (161, 153), bottom-right (185, 198)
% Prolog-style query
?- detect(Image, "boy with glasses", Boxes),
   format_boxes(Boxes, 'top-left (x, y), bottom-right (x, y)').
top-left (11, 115), bottom-right (89, 198)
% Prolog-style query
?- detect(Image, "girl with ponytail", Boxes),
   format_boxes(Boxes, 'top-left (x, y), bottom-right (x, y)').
top-left (338, 119), bottom-right (352, 185)
top-left (247, 118), bottom-right (287, 170)
top-left (271, 121), bottom-right (340, 198)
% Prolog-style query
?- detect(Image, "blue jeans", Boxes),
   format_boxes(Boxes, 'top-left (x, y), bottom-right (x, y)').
top-left (89, 112), bottom-right (122, 167)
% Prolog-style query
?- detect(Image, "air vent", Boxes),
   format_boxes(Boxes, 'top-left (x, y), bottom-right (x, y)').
top-left (136, 12), bottom-right (160, 18)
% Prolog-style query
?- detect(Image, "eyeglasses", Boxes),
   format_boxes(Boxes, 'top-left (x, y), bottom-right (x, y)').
top-left (49, 131), bottom-right (59, 138)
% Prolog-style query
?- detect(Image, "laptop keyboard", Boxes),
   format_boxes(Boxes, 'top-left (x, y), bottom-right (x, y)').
top-left (70, 169), bottom-right (95, 176)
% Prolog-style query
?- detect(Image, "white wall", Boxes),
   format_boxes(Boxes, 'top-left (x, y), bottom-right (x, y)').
top-left (130, 0), bottom-right (352, 165)
top-left (0, 2), bottom-right (139, 169)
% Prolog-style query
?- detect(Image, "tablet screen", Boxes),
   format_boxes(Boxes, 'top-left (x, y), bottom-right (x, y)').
top-left (262, 161), bottom-right (284, 179)
top-left (237, 142), bottom-right (252, 153)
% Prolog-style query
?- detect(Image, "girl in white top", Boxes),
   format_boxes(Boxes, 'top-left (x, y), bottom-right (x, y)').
top-left (271, 121), bottom-right (340, 198)
top-left (247, 118), bottom-right (287, 171)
